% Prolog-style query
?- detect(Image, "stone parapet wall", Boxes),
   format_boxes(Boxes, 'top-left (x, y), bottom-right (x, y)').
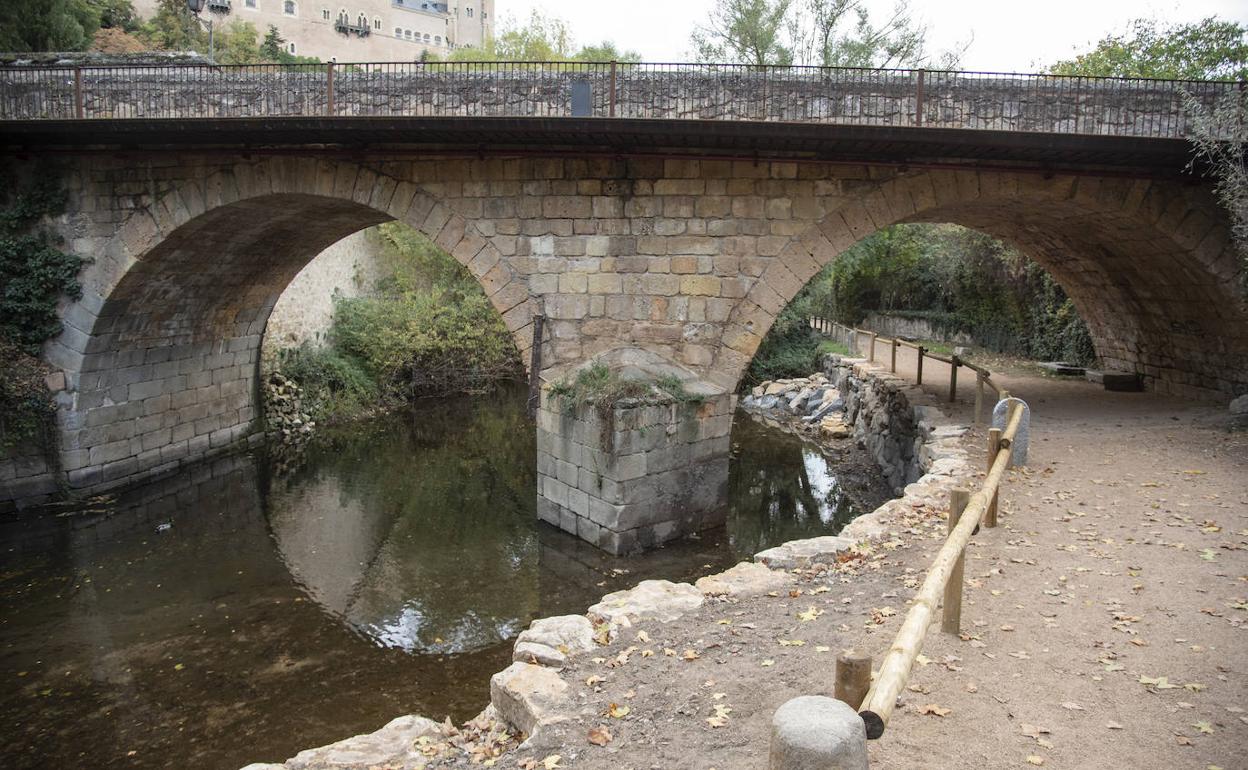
top-left (0, 66), bottom-right (1232, 139)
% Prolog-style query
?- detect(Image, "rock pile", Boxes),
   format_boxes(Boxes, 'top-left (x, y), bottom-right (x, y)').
top-left (740, 374), bottom-right (851, 438)
top-left (263, 372), bottom-right (315, 445)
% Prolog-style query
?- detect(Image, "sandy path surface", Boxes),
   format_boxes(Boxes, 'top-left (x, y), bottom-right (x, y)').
top-left (431, 361), bottom-right (1246, 770)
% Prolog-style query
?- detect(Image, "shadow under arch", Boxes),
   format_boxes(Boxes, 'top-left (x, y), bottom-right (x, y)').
top-left (66, 180), bottom-right (536, 494)
top-left (717, 171), bottom-right (1246, 398)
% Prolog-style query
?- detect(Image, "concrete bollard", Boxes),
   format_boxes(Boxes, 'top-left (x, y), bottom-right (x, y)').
top-left (770, 696), bottom-right (869, 770)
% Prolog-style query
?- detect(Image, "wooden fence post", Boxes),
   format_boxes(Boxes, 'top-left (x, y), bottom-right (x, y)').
top-left (916, 346), bottom-right (924, 385)
top-left (835, 651), bottom-right (872, 710)
top-left (974, 371), bottom-right (985, 425)
top-left (868, 332), bottom-right (876, 363)
top-left (948, 355), bottom-right (959, 402)
top-left (890, 338), bottom-right (898, 373)
top-left (942, 488), bottom-right (970, 634)
top-left (985, 428), bottom-right (1001, 527)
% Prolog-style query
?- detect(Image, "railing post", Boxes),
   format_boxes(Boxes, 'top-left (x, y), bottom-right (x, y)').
top-left (941, 488), bottom-right (970, 634)
top-left (835, 651), bottom-right (872, 710)
top-left (948, 354), bottom-right (959, 402)
top-left (868, 332), bottom-right (876, 363)
top-left (985, 428), bottom-right (1002, 527)
top-left (915, 68), bottom-right (926, 127)
top-left (974, 371), bottom-right (985, 425)
top-left (326, 62), bottom-right (335, 116)
top-left (608, 60), bottom-right (617, 117)
top-left (889, 338), bottom-right (897, 373)
top-left (916, 346), bottom-right (924, 385)
top-left (73, 67), bottom-right (83, 119)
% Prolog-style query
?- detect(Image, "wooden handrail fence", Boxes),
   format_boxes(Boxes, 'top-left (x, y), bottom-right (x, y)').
top-left (833, 401), bottom-right (1027, 739)
top-left (809, 316), bottom-right (1002, 426)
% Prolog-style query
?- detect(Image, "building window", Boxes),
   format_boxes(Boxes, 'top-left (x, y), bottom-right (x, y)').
top-left (288, 41), bottom-right (296, 53)
top-left (244, 0), bottom-right (257, 7)
top-left (395, 26), bottom-right (402, 36)
top-left (404, 29), bottom-right (412, 39)
top-left (434, 35), bottom-right (441, 45)
top-left (357, 13), bottom-right (366, 27)
top-left (321, 8), bottom-right (329, 19)
top-left (373, 16), bottom-right (381, 30)
top-left (283, 0), bottom-right (296, 15)
top-left (466, 7), bottom-right (473, 17)
top-left (421, 33), bottom-right (429, 42)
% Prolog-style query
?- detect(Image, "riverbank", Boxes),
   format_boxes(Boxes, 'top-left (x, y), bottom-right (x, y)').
top-left (244, 357), bottom-right (974, 768)
top-left (252, 361), bottom-right (1246, 770)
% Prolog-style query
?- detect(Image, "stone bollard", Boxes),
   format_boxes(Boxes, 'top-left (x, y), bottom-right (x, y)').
top-left (770, 696), bottom-right (869, 770)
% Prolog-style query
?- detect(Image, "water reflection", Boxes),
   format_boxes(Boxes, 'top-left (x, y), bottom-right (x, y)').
top-left (0, 387), bottom-right (888, 769)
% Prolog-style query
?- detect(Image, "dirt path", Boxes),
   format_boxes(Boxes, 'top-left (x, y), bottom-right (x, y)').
top-left (432, 364), bottom-right (1246, 770)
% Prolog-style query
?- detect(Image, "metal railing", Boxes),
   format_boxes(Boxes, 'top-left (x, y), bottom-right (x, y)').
top-left (0, 60), bottom-right (1239, 139)
top-left (809, 316), bottom-right (1002, 425)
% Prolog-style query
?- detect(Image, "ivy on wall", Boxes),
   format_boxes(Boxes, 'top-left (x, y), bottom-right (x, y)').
top-left (0, 172), bottom-right (87, 449)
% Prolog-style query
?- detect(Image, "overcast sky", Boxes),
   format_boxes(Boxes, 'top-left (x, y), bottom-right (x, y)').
top-left (497, 0), bottom-right (1248, 72)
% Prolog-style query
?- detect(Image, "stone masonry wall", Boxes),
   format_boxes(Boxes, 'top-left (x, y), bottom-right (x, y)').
top-left (0, 67), bottom-right (1233, 139)
top-left (0, 153), bottom-right (1240, 510)
top-left (535, 389), bottom-right (734, 555)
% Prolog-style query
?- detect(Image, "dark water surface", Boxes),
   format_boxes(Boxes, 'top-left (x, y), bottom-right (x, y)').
top-left (0, 387), bottom-right (889, 769)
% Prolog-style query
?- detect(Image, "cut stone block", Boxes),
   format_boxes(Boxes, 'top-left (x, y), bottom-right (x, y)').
top-left (588, 579), bottom-right (703, 625)
top-left (695, 561), bottom-right (790, 597)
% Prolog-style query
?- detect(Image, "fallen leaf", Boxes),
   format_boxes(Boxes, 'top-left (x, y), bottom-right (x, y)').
top-left (585, 675), bottom-right (606, 687)
top-left (1193, 721), bottom-right (1214, 735)
top-left (607, 703), bottom-right (630, 719)
top-left (918, 704), bottom-right (951, 717)
top-left (1026, 757), bottom-right (1045, 766)
top-left (1139, 675), bottom-right (1179, 690)
top-left (778, 639), bottom-right (805, 647)
top-left (1106, 721), bottom-right (1123, 730)
top-left (587, 726), bottom-right (612, 746)
top-left (682, 649), bottom-right (700, 661)
top-left (761, 659), bottom-right (776, 667)
top-left (798, 607), bottom-right (824, 622)
top-left (1060, 702), bottom-right (1085, 711)
top-left (542, 755), bottom-right (562, 769)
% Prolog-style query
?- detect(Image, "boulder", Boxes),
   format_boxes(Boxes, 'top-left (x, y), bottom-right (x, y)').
top-left (1229, 394), bottom-right (1248, 415)
top-left (512, 615), bottom-right (596, 668)
top-left (279, 715), bottom-right (440, 769)
top-left (489, 662), bottom-right (573, 746)
top-left (695, 561), bottom-right (790, 597)
top-left (587, 579), bottom-right (703, 625)
top-left (755, 536), bottom-right (855, 570)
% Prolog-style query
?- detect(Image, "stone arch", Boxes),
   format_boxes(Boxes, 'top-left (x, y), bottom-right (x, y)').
top-left (57, 158), bottom-right (537, 493)
top-left (717, 169), bottom-right (1245, 399)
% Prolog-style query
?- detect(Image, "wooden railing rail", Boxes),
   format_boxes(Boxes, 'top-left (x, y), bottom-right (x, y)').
top-left (809, 316), bottom-right (1004, 425)
top-left (849, 403), bottom-right (1026, 739)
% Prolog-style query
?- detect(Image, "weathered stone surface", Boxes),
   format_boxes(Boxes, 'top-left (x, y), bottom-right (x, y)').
top-left (512, 641), bottom-right (567, 668)
top-left (278, 715), bottom-right (440, 769)
top-left (587, 579), bottom-right (704, 625)
top-left (489, 662), bottom-right (573, 745)
top-left (1231, 394), bottom-right (1248, 416)
top-left (695, 560), bottom-right (790, 597)
top-left (516, 614), bottom-right (595, 655)
top-left (755, 535), bottom-right (855, 570)
top-left (769, 696), bottom-right (868, 770)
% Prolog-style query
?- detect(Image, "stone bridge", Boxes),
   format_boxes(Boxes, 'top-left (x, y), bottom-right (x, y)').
top-left (1, 63), bottom-right (1244, 550)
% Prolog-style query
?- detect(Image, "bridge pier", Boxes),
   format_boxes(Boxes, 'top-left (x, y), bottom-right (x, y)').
top-left (535, 350), bottom-right (733, 554)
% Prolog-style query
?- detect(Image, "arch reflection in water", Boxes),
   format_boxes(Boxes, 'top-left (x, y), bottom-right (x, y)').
top-left (266, 389), bottom-right (540, 655)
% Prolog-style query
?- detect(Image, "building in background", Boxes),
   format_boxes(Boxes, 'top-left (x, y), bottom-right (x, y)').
top-left (131, 0), bottom-right (494, 61)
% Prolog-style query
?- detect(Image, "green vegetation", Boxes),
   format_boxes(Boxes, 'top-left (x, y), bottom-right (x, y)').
top-left (691, 0), bottom-right (965, 68)
top-left (547, 362), bottom-right (704, 414)
top-left (1050, 17), bottom-right (1247, 80)
top-left (746, 224), bottom-right (1096, 389)
top-left (436, 10), bottom-right (641, 63)
top-left (271, 223), bottom-right (522, 425)
top-left (816, 339), bottom-right (849, 356)
top-left (0, 174), bottom-right (87, 450)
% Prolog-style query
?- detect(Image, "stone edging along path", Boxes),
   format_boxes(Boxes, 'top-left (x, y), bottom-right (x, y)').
top-left (241, 358), bottom-right (976, 769)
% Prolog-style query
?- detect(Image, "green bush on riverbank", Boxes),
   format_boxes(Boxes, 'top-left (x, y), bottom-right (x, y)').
top-left (271, 223), bottom-right (523, 425)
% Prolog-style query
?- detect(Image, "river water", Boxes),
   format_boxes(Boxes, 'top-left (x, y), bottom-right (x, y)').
top-left (0, 386), bottom-right (889, 769)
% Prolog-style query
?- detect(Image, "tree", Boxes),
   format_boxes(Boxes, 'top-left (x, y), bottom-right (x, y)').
top-left (0, 0), bottom-right (102, 52)
top-left (1185, 90), bottom-right (1248, 292)
top-left (260, 24), bottom-right (286, 61)
top-left (138, 0), bottom-right (207, 52)
top-left (438, 10), bottom-right (638, 63)
top-left (575, 41), bottom-right (643, 63)
top-left (91, 0), bottom-right (138, 31)
top-left (691, 0), bottom-right (962, 68)
top-left (1051, 17), bottom-right (1248, 80)
top-left (691, 0), bottom-right (793, 66)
